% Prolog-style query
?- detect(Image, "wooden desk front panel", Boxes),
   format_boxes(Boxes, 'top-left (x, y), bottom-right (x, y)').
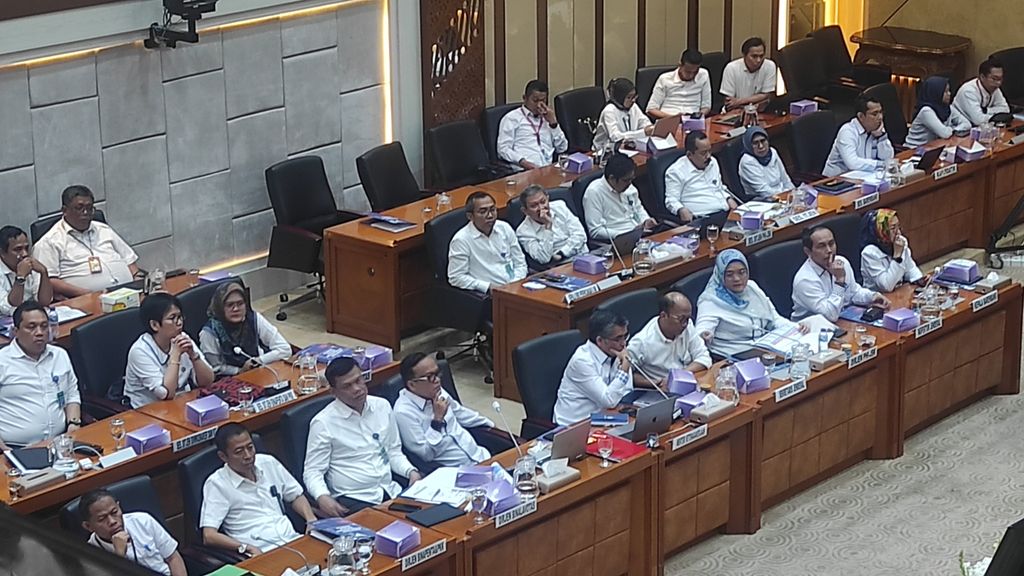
top-left (881, 169), bottom-right (977, 263)
top-left (661, 438), bottom-right (731, 554)
top-left (491, 291), bottom-right (574, 401)
top-left (991, 147), bottom-right (1024, 235)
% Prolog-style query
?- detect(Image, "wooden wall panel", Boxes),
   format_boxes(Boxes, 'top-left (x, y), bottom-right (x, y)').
top-left (573, 0), bottom-right (597, 88)
top-left (485, 0), bottom-right (496, 105)
top-left (603, 0), bottom-right (639, 85)
top-left (505, 0), bottom-right (538, 103)
top-left (698, 0), bottom-right (725, 53)
top-left (548, 0), bottom-right (576, 97)
top-left (731, 0), bottom-right (773, 57)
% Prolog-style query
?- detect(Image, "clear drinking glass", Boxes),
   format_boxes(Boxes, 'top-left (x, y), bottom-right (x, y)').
top-left (187, 268), bottom-right (200, 287)
top-left (298, 353), bottom-right (318, 395)
top-left (514, 454), bottom-right (539, 499)
top-left (146, 268), bottom-right (166, 294)
top-left (602, 250), bottom-right (614, 277)
top-left (470, 486), bottom-right (488, 524)
top-left (7, 468), bottom-right (22, 501)
top-left (885, 158), bottom-right (902, 187)
top-left (715, 364), bottom-right (739, 405)
top-left (421, 206), bottom-right (433, 222)
top-left (354, 535), bottom-right (374, 575)
top-left (238, 385), bottom-right (254, 416)
top-left (597, 437), bottom-right (614, 468)
top-left (789, 343), bottom-right (812, 380)
top-left (760, 353), bottom-right (777, 373)
top-left (327, 536), bottom-right (357, 576)
top-left (51, 434), bottom-right (78, 475)
top-left (706, 224), bottom-right (720, 253)
top-left (110, 418), bottom-right (126, 449)
top-left (557, 154), bottom-right (570, 173)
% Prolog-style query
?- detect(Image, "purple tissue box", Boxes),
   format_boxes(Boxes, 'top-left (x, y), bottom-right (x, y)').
top-left (455, 466), bottom-right (493, 488)
top-left (483, 479), bottom-right (521, 516)
top-left (883, 308), bottom-right (919, 332)
top-left (185, 395), bottom-right (229, 427)
top-left (573, 253), bottom-right (605, 275)
top-left (667, 234), bottom-right (699, 252)
top-left (566, 152), bottom-right (593, 174)
top-left (861, 179), bottom-right (890, 195)
top-left (957, 143), bottom-right (986, 162)
top-left (675, 390), bottom-right (708, 419)
top-left (740, 211), bottom-right (763, 231)
top-left (735, 357), bottom-right (769, 393)
top-left (682, 116), bottom-right (706, 132)
top-left (358, 345), bottom-right (393, 371)
top-left (789, 99), bottom-right (818, 116)
top-left (374, 520), bottom-right (420, 558)
top-left (798, 183), bottom-right (818, 207)
top-left (127, 424), bottom-right (171, 454)
top-left (667, 369), bottom-right (697, 396)
top-left (970, 127), bottom-right (981, 141)
top-left (939, 259), bottom-right (980, 283)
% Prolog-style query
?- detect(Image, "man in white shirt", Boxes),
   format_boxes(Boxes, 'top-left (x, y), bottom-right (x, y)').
top-left (627, 292), bottom-right (711, 384)
top-left (554, 309), bottom-right (633, 425)
top-left (33, 185), bottom-right (140, 298)
top-left (583, 153), bottom-right (657, 241)
top-left (80, 489), bottom-right (186, 576)
top-left (823, 96), bottom-right (895, 177)
top-left (721, 37), bottom-right (777, 112)
top-left (305, 357), bottom-right (422, 517)
top-left (515, 185), bottom-right (587, 265)
top-left (201, 423), bottom-right (317, 557)
top-left (0, 301), bottom-right (81, 450)
top-left (448, 192), bottom-right (527, 294)
top-left (394, 352), bottom-right (494, 467)
top-left (792, 225), bottom-right (889, 322)
top-left (952, 57), bottom-right (1011, 127)
top-left (665, 131), bottom-right (739, 223)
top-left (0, 226), bottom-right (52, 316)
top-left (497, 79), bottom-right (569, 169)
top-left (647, 49), bottom-right (712, 118)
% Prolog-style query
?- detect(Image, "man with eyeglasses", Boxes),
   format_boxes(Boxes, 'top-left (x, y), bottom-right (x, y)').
top-left (554, 309), bottom-right (633, 426)
top-left (33, 185), bottom-right (141, 298)
top-left (626, 292), bottom-right (711, 386)
top-left (393, 352), bottom-right (494, 467)
top-left (448, 191), bottom-right (527, 294)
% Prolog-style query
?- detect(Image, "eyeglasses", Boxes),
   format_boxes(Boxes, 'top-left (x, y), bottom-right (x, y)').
top-left (164, 314), bottom-right (183, 325)
top-left (474, 207), bottom-right (498, 216)
top-left (666, 313), bottom-right (690, 324)
top-left (224, 300), bottom-right (246, 310)
top-left (410, 371), bottom-right (442, 384)
top-left (67, 204), bottom-right (95, 215)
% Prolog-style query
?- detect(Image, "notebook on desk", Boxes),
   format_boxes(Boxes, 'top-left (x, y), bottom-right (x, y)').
top-left (362, 213), bottom-right (416, 233)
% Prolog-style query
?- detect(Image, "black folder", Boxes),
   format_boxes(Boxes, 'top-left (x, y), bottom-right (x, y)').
top-left (405, 503), bottom-right (466, 527)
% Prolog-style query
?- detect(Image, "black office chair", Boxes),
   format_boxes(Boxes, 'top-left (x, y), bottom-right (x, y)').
top-left (595, 288), bottom-right (659, 338)
top-left (356, 141), bottom-right (435, 212)
top-left (569, 169), bottom-right (606, 244)
top-left (811, 25), bottom-right (892, 91)
top-left (278, 396), bottom-right (333, 491)
top-left (670, 266), bottom-right (714, 319)
top-left (777, 37), bottom-right (859, 120)
top-left (789, 110), bottom-right (838, 182)
top-left (176, 277), bottom-right (242, 342)
top-left (59, 475), bottom-right (224, 574)
top-left (554, 86), bottom-right (606, 152)
top-left (991, 48), bottom-right (1024, 109)
top-left (426, 120), bottom-right (513, 190)
top-left (512, 329), bottom-right (586, 439)
top-left (70, 308), bottom-right (143, 420)
top-left (818, 213), bottom-right (863, 283)
top-left (715, 137), bottom-right (749, 202)
top-left (635, 65), bottom-right (676, 113)
top-left (645, 148), bottom-right (688, 225)
top-left (265, 156), bottom-right (360, 321)
top-left (861, 82), bottom-right (909, 148)
top-left (703, 51), bottom-right (729, 114)
top-left (480, 103), bottom-right (521, 164)
top-left (505, 188), bottom-right (581, 272)
top-left (747, 239), bottom-right (805, 318)
top-left (30, 210), bottom-right (107, 244)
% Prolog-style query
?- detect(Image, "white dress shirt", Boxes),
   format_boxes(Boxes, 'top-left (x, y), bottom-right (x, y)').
top-left (664, 155), bottom-right (733, 217)
top-left (124, 333), bottom-right (210, 408)
top-left (822, 118), bottom-right (895, 177)
top-left (553, 341), bottom-right (633, 426)
top-left (626, 316), bottom-right (712, 381)
top-left (720, 58), bottom-right (777, 101)
top-left (0, 341), bottom-right (79, 447)
top-left (694, 280), bottom-right (798, 358)
top-left (199, 312), bottom-right (291, 376)
top-left (582, 177), bottom-right (651, 241)
top-left (447, 221), bottom-right (527, 293)
top-left (89, 512), bottom-right (177, 576)
top-left (0, 267), bottom-right (42, 316)
top-left (497, 105), bottom-right (569, 167)
top-left (904, 106), bottom-right (971, 148)
top-left (592, 103), bottom-right (653, 151)
top-left (952, 78), bottom-right (1011, 127)
top-left (791, 256), bottom-right (878, 322)
top-left (33, 220), bottom-right (137, 292)
top-left (515, 200), bottom-right (587, 264)
top-left (860, 244), bottom-right (924, 292)
top-left (393, 388), bottom-right (493, 467)
top-left (200, 454), bottom-right (304, 549)
top-left (738, 149), bottom-right (795, 199)
top-left (303, 396), bottom-right (416, 504)
top-left (647, 68), bottom-right (712, 115)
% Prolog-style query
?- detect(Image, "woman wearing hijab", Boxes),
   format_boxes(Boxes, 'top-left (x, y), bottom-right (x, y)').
top-left (199, 282), bottom-right (291, 376)
top-left (859, 208), bottom-right (926, 292)
top-left (694, 249), bottom-right (807, 358)
top-left (737, 126), bottom-right (795, 200)
top-left (904, 76), bottom-right (971, 148)
top-left (592, 77), bottom-right (655, 151)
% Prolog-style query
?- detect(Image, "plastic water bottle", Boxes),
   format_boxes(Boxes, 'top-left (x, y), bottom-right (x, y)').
top-left (818, 329), bottom-right (830, 354)
top-left (47, 307), bottom-right (59, 343)
top-left (790, 343), bottom-right (811, 380)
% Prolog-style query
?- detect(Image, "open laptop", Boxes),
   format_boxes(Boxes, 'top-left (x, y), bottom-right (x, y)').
top-left (915, 146), bottom-right (943, 172)
top-left (608, 397), bottom-right (675, 442)
top-left (611, 227), bottom-right (643, 257)
top-left (984, 516), bottom-right (1024, 575)
top-left (651, 114), bottom-right (681, 138)
top-left (549, 420), bottom-right (589, 461)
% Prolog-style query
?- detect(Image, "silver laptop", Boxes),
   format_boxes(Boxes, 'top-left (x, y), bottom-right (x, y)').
top-left (609, 398), bottom-right (675, 442)
top-left (550, 420), bottom-right (590, 461)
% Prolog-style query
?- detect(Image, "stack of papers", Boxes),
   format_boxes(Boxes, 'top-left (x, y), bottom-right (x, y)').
top-left (753, 314), bottom-right (838, 356)
top-left (839, 170), bottom-right (877, 182)
top-left (401, 464), bottom-right (514, 506)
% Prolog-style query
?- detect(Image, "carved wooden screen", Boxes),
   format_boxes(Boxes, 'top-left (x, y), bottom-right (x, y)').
top-left (420, 0), bottom-right (486, 130)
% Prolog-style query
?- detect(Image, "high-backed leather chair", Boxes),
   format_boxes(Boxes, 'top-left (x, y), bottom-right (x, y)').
top-left (818, 213), bottom-right (863, 283)
top-left (425, 119), bottom-right (499, 190)
top-left (645, 148), bottom-right (688, 224)
top-left (480, 103), bottom-right (521, 164)
top-left (747, 239), bottom-right (805, 318)
top-left (70, 308), bottom-right (143, 419)
top-left (716, 137), bottom-right (748, 201)
top-left (778, 37), bottom-right (859, 119)
top-left (670, 266), bottom-right (714, 319)
top-left (31, 210), bottom-right (107, 244)
top-left (811, 25), bottom-right (892, 90)
top-left (176, 277), bottom-right (241, 342)
top-left (569, 170), bottom-right (606, 243)
top-left (595, 288), bottom-right (659, 338)
top-left (991, 48), bottom-right (1024, 108)
top-left (423, 210), bottom-right (491, 338)
top-left (554, 86), bottom-right (607, 153)
top-left (356, 142), bottom-right (433, 211)
top-left (789, 110), bottom-right (838, 182)
top-left (862, 82), bottom-right (909, 147)
top-left (278, 396), bottom-right (333, 491)
top-left (512, 329), bottom-right (586, 439)
top-left (703, 51), bottom-right (729, 113)
top-left (635, 65), bottom-right (676, 113)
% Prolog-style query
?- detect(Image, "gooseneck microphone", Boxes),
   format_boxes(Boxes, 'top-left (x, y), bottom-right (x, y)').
top-left (250, 528), bottom-right (320, 575)
top-left (491, 401), bottom-right (524, 458)
top-left (625, 351), bottom-right (670, 400)
top-left (233, 346), bottom-right (284, 384)
top-left (595, 221), bottom-right (632, 278)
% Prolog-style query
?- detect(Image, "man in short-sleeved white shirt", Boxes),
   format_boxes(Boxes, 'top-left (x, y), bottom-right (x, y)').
top-left (81, 489), bottom-right (186, 576)
top-left (720, 37), bottom-right (777, 112)
top-left (515, 185), bottom-right (587, 265)
top-left (0, 226), bottom-right (52, 316)
top-left (627, 292), bottom-right (711, 383)
top-left (448, 192), bottom-right (527, 294)
top-left (33, 185), bottom-right (139, 298)
top-left (201, 424), bottom-right (317, 556)
top-left (647, 49), bottom-right (712, 118)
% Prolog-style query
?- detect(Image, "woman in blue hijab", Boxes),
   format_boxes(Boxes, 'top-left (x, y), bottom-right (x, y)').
top-left (694, 248), bottom-right (806, 357)
top-left (737, 125), bottom-right (795, 200)
top-left (905, 75), bottom-right (971, 148)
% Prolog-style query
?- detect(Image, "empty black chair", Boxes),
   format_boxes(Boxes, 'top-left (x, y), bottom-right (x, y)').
top-left (818, 213), bottom-right (863, 283)
top-left (177, 277), bottom-right (242, 342)
top-left (356, 142), bottom-right (433, 212)
top-left (670, 266), bottom-right (714, 319)
top-left (645, 147), bottom-right (688, 224)
top-left (570, 169), bottom-right (606, 242)
top-left (554, 86), bottom-right (606, 152)
top-left (480, 103), bottom-right (521, 164)
top-left (425, 119), bottom-right (498, 190)
top-left (71, 308), bottom-right (143, 419)
top-left (703, 51), bottom-right (729, 113)
top-left (635, 65), bottom-right (676, 113)
top-left (789, 110), bottom-right (838, 182)
top-left (862, 82), bottom-right (908, 147)
top-left (778, 37), bottom-right (859, 119)
top-left (811, 25), bottom-right (892, 90)
top-left (715, 137), bottom-right (748, 202)
top-left (278, 396), bottom-right (333, 490)
top-left (747, 239), bottom-right (804, 318)
top-left (512, 329), bottom-right (586, 439)
top-left (991, 48), bottom-right (1024, 109)
top-left (595, 288), bottom-right (659, 338)
top-left (30, 210), bottom-right (106, 244)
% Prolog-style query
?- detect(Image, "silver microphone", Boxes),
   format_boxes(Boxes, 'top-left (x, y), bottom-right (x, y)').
top-left (491, 401), bottom-right (523, 458)
top-left (626, 351), bottom-right (670, 400)
top-left (233, 346), bottom-right (284, 384)
top-left (250, 529), bottom-right (320, 575)
top-left (596, 221), bottom-right (633, 278)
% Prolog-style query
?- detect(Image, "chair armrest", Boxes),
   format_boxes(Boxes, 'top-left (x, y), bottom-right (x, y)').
top-left (180, 544), bottom-right (243, 573)
top-left (81, 396), bottom-right (129, 421)
top-left (336, 210), bottom-right (363, 223)
top-left (848, 63), bottom-right (892, 88)
top-left (469, 426), bottom-right (520, 455)
top-left (520, 417), bottom-right (557, 441)
top-left (268, 225), bottom-right (322, 274)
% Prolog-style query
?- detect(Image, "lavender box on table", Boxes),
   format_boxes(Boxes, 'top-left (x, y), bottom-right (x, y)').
top-left (789, 99), bottom-right (818, 116)
top-left (861, 178), bottom-right (890, 195)
top-left (735, 357), bottom-right (769, 393)
top-left (667, 234), bottom-right (699, 252)
top-left (375, 520), bottom-right (420, 558)
top-left (956, 142), bottom-right (986, 162)
top-left (483, 479), bottom-right (521, 516)
top-left (455, 466), bottom-right (493, 488)
top-left (798, 183), bottom-right (818, 207)
top-left (573, 253), bottom-right (605, 275)
top-left (185, 395), bottom-right (229, 427)
top-left (359, 345), bottom-right (393, 371)
top-left (127, 424), bottom-right (171, 454)
top-left (940, 259), bottom-right (980, 283)
top-left (740, 211), bottom-right (763, 231)
top-left (567, 152), bottom-right (593, 173)
top-left (883, 308), bottom-right (919, 332)
top-left (675, 390), bottom-right (708, 419)
top-left (682, 116), bottom-right (706, 132)
top-left (667, 369), bottom-right (697, 396)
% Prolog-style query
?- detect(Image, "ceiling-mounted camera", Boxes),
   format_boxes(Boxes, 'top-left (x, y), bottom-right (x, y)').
top-left (144, 0), bottom-right (218, 49)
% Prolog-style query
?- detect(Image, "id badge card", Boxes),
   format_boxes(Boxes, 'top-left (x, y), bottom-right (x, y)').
top-left (88, 256), bottom-right (102, 274)
top-left (57, 390), bottom-right (66, 409)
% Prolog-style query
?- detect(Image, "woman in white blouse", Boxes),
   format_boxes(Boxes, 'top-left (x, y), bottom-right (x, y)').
top-left (695, 249), bottom-right (807, 358)
top-left (738, 126), bottom-right (795, 200)
top-left (592, 78), bottom-right (655, 152)
top-left (859, 208), bottom-right (926, 292)
top-left (904, 76), bottom-right (971, 148)
top-left (199, 282), bottom-right (291, 376)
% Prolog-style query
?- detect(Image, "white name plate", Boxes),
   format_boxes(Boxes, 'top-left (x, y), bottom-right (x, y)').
top-left (790, 209), bottom-right (819, 225)
top-left (173, 427), bottom-right (218, 453)
top-left (401, 540), bottom-right (447, 571)
top-left (252, 389), bottom-right (297, 414)
top-left (98, 447), bottom-right (137, 469)
top-left (933, 164), bottom-right (958, 180)
top-left (774, 378), bottom-right (807, 403)
top-left (972, 290), bottom-right (998, 312)
top-left (914, 317), bottom-right (942, 339)
top-left (744, 229), bottom-right (773, 247)
top-left (854, 192), bottom-right (879, 210)
top-left (848, 346), bottom-right (877, 369)
top-left (671, 424), bottom-right (708, 451)
top-left (494, 499), bottom-right (538, 528)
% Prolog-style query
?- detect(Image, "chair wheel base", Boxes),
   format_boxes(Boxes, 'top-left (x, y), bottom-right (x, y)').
top-left (484, 375), bottom-right (494, 384)
top-left (279, 293), bottom-right (289, 303)
top-left (276, 312), bottom-right (288, 321)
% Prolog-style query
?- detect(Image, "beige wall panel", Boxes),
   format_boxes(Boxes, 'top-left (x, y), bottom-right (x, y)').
top-left (698, 0), bottom-right (725, 54)
top-left (730, 0), bottom-right (773, 57)
top-left (603, 0), bottom-right (638, 84)
top-left (548, 0), bottom-right (576, 95)
top-left (505, 0), bottom-right (539, 102)
top-left (665, 0), bottom-right (688, 64)
top-left (485, 0), bottom-right (495, 105)
top-left (573, 0), bottom-right (596, 88)
top-left (645, 0), bottom-right (668, 67)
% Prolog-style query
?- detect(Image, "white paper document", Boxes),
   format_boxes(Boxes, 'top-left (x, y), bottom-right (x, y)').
top-left (839, 170), bottom-right (877, 182)
top-left (400, 467), bottom-right (473, 506)
top-left (55, 306), bottom-right (88, 323)
top-left (753, 314), bottom-right (838, 356)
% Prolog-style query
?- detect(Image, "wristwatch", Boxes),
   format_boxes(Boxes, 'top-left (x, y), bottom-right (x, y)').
top-left (430, 419), bottom-right (446, 432)
top-left (237, 544), bottom-right (247, 555)
top-left (67, 419), bottom-right (82, 426)
top-left (13, 276), bottom-right (25, 285)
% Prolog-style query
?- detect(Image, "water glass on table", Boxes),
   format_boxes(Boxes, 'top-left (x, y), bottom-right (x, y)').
top-left (354, 535), bottom-right (374, 575)
top-left (238, 385), bottom-right (254, 416)
top-left (110, 417), bottom-right (126, 450)
top-left (706, 224), bottom-right (720, 253)
top-left (7, 468), bottom-right (22, 501)
top-left (597, 437), bottom-right (614, 468)
top-left (298, 353), bottom-right (319, 395)
top-left (470, 486), bottom-right (488, 524)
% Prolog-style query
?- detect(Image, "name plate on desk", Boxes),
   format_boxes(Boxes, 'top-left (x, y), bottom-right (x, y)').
top-left (774, 379), bottom-right (807, 403)
top-left (173, 427), bottom-right (218, 453)
top-left (494, 499), bottom-right (537, 528)
top-left (671, 424), bottom-right (708, 451)
top-left (933, 164), bottom-right (958, 181)
top-left (848, 347), bottom-right (877, 369)
top-left (252, 389), bottom-right (297, 414)
top-left (98, 446), bottom-right (137, 469)
top-left (401, 540), bottom-right (447, 572)
top-left (744, 229), bottom-right (773, 247)
top-left (972, 290), bottom-right (998, 312)
top-left (914, 317), bottom-right (942, 339)
top-left (789, 209), bottom-right (819, 225)
top-left (854, 192), bottom-right (879, 210)
top-left (564, 276), bottom-right (621, 304)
